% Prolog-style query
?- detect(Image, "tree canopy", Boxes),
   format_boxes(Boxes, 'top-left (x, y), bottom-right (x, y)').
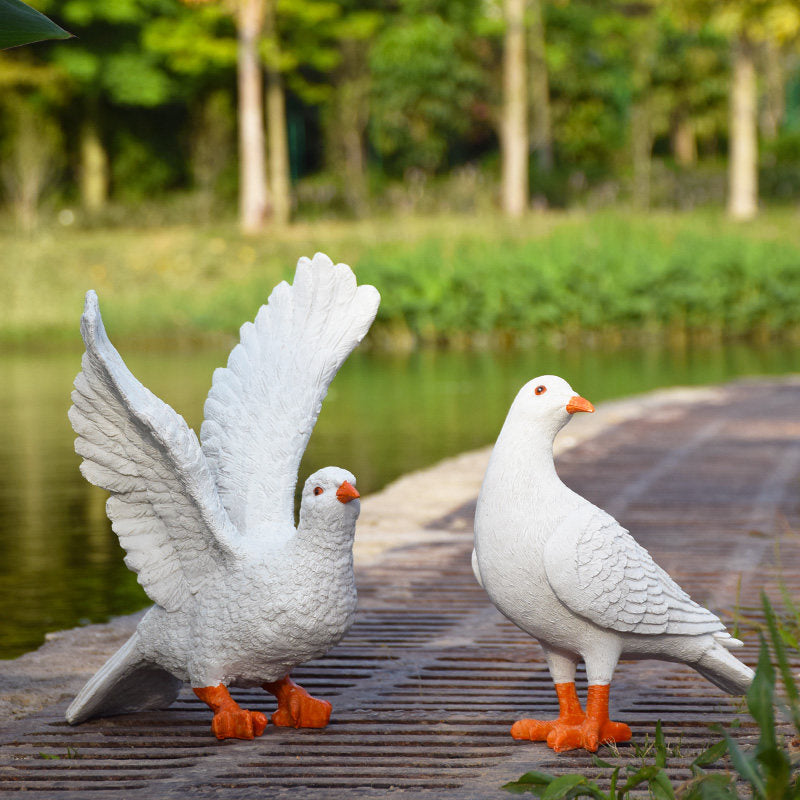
top-left (1, 0), bottom-right (798, 225)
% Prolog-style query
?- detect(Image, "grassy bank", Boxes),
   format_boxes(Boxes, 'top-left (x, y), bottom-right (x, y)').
top-left (3, 209), bottom-right (800, 348)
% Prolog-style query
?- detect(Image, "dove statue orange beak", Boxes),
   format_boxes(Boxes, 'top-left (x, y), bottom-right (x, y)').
top-left (336, 481), bottom-right (360, 503)
top-left (566, 396), bottom-right (595, 414)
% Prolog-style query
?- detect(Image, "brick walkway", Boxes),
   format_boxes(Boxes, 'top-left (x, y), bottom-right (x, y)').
top-left (1, 378), bottom-right (798, 798)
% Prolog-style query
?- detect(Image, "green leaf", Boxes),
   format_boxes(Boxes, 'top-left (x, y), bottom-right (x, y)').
top-left (608, 766), bottom-right (620, 798)
top-left (691, 738), bottom-right (729, 769)
top-left (762, 592), bottom-right (800, 733)
top-left (541, 774), bottom-right (591, 800)
top-left (747, 636), bottom-right (777, 756)
top-left (0, 0), bottom-right (70, 49)
top-left (503, 770), bottom-right (556, 795)
top-left (649, 770), bottom-right (676, 800)
top-left (618, 765), bottom-right (660, 792)
top-left (681, 773), bottom-right (739, 800)
top-left (654, 719), bottom-right (667, 768)
top-left (590, 755), bottom-right (615, 769)
top-left (723, 733), bottom-right (766, 796)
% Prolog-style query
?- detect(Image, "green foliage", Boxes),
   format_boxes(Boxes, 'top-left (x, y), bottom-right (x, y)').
top-left (354, 214), bottom-right (800, 344)
top-left (37, 747), bottom-right (79, 760)
top-left (111, 129), bottom-right (182, 201)
top-left (718, 594), bottom-right (800, 800)
top-left (503, 593), bottom-right (800, 799)
top-left (545, 1), bottom-right (632, 170)
top-left (50, 0), bottom-right (182, 106)
top-left (0, 0), bottom-right (70, 49)
top-left (369, 8), bottom-right (488, 174)
top-left (2, 0), bottom-right (799, 215)
top-left (2, 211), bottom-right (799, 345)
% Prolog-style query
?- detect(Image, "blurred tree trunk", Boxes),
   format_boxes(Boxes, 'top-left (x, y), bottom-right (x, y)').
top-left (728, 35), bottom-right (757, 220)
top-left (80, 106), bottom-right (108, 214)
top-left (237, 0), bottom-right (270, 233)
top-left (631, 103), bottom-right (652, 209)
top-left (2, 99), bottom-right (62, 231)
top-left (528, 0), bottom-right (553, 173)
top-left (629, 9), bottom-right (656, 211)
top-left (760, 39), bottom-right (784, 141)
top-left (190, 91), bottom-right (235, 220)
top-left (501, 0), bottom-right (528, 217)
top-left (328, 39), bottom-right (369, 216)
top-left (671, 110), bottom-right (697, 167)
top-left (264, 0), bottom-right (291, 226)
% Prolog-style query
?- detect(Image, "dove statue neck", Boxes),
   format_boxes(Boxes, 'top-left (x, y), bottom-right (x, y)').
top-left (491, 403), bottom-right (568, 482)
top-left (475, 401), bottom-right (577, 562)
top-left (296, 505), bottom-right (359, 558)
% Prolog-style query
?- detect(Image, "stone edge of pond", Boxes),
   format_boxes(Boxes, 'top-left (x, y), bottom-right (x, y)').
top-left (0, 380), bottom-right (747, 726)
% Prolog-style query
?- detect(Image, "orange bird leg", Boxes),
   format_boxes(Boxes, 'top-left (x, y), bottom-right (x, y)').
top-left (511, 682), bottom-right (585, 744)
top-left (263, 675), bottom-right (332, 729)
top-left (193, 685), bottom-right (268, 740)
top-left (578, 684), bottom-right (632, 752)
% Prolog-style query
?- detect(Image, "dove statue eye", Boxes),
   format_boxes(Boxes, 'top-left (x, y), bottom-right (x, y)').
top-left (314, 487), bottom-right (324, 496)
top-left (535, 385), bottom-right (547, 395)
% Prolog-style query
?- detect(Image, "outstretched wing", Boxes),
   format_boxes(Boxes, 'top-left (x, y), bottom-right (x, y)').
top-left (200, 253), bottom-right (380, 536)
top-left (544, 505), bottom-right (725, 636)
top-left (69, 291), bottom-right (242, 613)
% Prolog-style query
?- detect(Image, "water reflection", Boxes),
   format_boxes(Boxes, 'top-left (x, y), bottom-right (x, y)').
top-left (0, 342), bottom-right (796, 658)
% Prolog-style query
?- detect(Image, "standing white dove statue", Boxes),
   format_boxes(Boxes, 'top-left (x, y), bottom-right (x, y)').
top-left (473, 375), bottom-right (754, 753)
top-left (65, 253), bottom-right (380, 740)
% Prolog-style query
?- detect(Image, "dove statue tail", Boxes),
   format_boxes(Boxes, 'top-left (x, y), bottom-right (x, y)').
top-left (66, 632), bottom-right (182, 725)
top-left (692, 641), bottom-right (754, 696)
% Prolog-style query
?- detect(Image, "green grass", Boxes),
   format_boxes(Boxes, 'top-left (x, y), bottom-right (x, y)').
top-left (3, 208), bottom-right (800, 348)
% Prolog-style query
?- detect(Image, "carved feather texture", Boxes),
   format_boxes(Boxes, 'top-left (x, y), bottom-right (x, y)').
top-left (200, 253), bottom-right (380, 537)
top-left (544, 506), bottom-right (725, 636)
top-left (69, 291), bottom-right (241, 612)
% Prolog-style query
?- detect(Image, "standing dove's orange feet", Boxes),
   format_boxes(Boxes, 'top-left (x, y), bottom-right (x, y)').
top-left (579, 684), bottom-right (631, 752)
top-left (511, 681), bottom-right (585, 747)
top-left (264, 675), bottom-right (332, 728)
top-left (511, 683), bottom-right (631, 753)
top-left (194, 685), bottom-right (268, 740)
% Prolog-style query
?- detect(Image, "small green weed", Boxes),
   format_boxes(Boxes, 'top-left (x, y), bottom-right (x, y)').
top-left (37, 746), bottom-right (79, 760)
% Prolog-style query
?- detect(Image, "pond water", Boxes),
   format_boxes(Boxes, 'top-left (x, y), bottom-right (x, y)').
top-left (0, 341), bottom-right (797, 659)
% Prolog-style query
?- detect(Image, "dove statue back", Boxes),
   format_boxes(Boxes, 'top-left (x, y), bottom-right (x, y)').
top-left (65, 253), bottom-right (380, 740)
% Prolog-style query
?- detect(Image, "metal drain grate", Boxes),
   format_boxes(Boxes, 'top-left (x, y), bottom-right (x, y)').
top-left (1, 381), bottom-right (798, 798)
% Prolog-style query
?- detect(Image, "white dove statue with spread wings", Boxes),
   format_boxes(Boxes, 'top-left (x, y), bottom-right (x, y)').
top-left (65, 253), bottom-right (380, 740)
top-left (473, 375), bottom-right (753, 753)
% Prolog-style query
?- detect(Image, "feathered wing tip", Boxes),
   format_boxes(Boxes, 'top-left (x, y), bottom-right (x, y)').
top-left (80, 289), bottom-right (120, 361)
top-left (66, 633), bottom-right (182, 725)
top-left (200, 252), bottom-right (380, 538)
top-left (70, 290), bottom-right (240, 612)
top-left (713, 630), bottom-right (744, 649)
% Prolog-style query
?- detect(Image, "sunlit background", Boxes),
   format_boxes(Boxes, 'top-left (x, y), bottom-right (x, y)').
top-left (1, 0), bottom-right (799, 657)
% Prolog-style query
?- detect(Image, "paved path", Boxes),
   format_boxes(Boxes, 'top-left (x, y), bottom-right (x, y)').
top-left (1, 378), bottom-right (798, 798)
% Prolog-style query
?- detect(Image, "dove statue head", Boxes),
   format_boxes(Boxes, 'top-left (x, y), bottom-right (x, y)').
top-left (509, 375), bottom-right (595, 442)
top-left (298, 466), bottom-right (361, 536)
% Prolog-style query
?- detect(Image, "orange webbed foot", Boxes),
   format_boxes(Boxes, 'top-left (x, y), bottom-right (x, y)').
top-left (512, 682), bottom-right (631, 753)
top-left (193, 685), bottom-right (268, 741)
top-left (581, 684), bottom-right (631, 751)
top-left (210, 707), bottom-right (268, 740)
top-left (598, 718), bottom-right (632, 747)
top-left (264, 676), bottom-right (332, 728)
top-left (511, 682), bottom-right (585, 746)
